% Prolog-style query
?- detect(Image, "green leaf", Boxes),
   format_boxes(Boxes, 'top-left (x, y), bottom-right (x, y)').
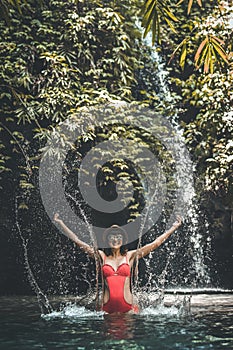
top-left (211, 37), bottom-right (228, 64)
top-left (18, 202), bottom-right (29, 210)
top-left (180, 42), bottom-right (187, 70)
top-left (160, 4), bottom-right (178, 22)
top-left (194, 37), bottom-right (208, 64)
top-left (187, 0), bottom-right (193, 15)
top-left (168, 38), bottom-right (188, 64)
top-left (177, 0), bottom-right (202, 14)
top-left (142, 0), bottom-right (178, 44)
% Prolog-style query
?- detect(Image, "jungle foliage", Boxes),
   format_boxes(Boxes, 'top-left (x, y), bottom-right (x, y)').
top-left (161, 1), bottom-right (233, 199)
top-left (0, 0), bottom-right (162, 218)
top-left (140, 0), bottom-right (232, 201)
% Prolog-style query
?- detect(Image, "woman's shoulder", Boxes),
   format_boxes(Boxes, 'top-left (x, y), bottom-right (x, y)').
top-left (126, 249), bottom-right (138, 262)
top-left (98, 249), bottom-right (105, 260)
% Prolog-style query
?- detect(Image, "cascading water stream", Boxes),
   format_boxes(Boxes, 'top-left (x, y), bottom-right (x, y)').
top-left (142, 37), bottom-right (213, 289)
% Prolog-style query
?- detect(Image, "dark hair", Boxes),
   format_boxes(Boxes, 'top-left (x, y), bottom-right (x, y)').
top-left (103, 246), bottom-right (128, 257)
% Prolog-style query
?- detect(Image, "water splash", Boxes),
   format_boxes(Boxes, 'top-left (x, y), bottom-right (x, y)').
top-left (40, 291), bottom-right (192, 321)
top-left (15, 196), bottom-right (53, 314)
top-left (41, 304), bottom-right (104, 320)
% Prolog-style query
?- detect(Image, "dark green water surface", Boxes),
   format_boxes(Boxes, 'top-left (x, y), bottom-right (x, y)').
top-left (0, 293), bottom-right (233, 349)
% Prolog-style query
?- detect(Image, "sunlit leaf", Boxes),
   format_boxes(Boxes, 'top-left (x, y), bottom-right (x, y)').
top-left (204, 46), bottom-right (210, 73)
top-left (142, 0), bottom-right (178, 44)
top-left (176, 0), bottom-right (202, 14)
top-left (168, 38), bottom-right (188, 65)
top-left (195, 41), bottom-right (209, 68)
top-left (142, 2), bottom-right (157, 39)
top-left (194, 37), bottom-right (208, 63)
top-left (18, 202), bottom-right (29, 210)
top-left (194, 35), bottom-right (229, 72)
top-left (152, 9), bottom-right (159, 44)
top-left (211, 37), bottom-right (228, 64)
top-left (161, 4), bottom-right (178, 22)
top-left (180, 42), bottom-right (187, 70)
top-left (187, 0), bottom-right (193, 15)
top-left (164, 17), bottom-right (177, 34)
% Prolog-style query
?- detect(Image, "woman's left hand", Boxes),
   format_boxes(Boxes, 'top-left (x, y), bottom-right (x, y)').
top-left (173, 215), bottom-right (182, 228)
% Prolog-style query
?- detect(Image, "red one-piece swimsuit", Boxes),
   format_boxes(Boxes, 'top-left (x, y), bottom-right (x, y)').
top-left (102, 255), bottom-right (139, 314)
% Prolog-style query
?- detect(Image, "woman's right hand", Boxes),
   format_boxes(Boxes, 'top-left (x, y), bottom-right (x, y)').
top-left (54, 213), bottom-right (62, 224)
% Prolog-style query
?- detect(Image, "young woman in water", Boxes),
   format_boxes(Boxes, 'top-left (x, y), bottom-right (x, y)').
top-left (53, 213), bottom-right (182, 314)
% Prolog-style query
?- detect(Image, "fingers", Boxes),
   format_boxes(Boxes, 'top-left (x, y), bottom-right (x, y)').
top-left (176, 215), bottom-right (182, 225)
top-left (172, 215), bottom-right (182, 227)
top-left (54, 213), bottom-right (59, 221)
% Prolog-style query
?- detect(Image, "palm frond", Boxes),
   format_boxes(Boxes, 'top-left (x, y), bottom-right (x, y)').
top-left (194, 35), bottom-right (229, 73)
top-left (142, 0), bottom-right (178, 45)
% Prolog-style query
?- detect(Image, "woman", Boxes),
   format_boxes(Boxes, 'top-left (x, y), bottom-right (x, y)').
top-left (53, 213), bottom-right (182, 314)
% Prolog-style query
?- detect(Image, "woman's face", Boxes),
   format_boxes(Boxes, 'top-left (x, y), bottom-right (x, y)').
top-left (107, 233), bottom-right (123, 248)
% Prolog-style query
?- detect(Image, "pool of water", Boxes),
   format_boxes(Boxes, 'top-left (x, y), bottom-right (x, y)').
top-left (0, 292), bottom-right (233, 349)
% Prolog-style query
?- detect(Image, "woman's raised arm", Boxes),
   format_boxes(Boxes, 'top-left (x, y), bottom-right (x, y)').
top-left (53, 213), bottom-right (95, 257)
top-left (129, 216), bottom-right (182, 260)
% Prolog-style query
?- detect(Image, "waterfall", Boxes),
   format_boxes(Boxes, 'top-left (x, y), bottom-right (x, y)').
top-left (135, 30), bottom-right (213, 290)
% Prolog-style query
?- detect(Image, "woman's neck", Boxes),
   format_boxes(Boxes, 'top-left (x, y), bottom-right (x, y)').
top-left (110, 248), bottom-right (122, 258)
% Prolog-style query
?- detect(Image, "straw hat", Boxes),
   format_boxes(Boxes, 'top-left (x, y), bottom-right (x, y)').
top-left (103, 224), bottom-right (128, 245)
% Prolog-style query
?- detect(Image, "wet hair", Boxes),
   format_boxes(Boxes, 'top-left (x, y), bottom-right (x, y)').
top-left (103, 246), bottom-right (128, 257)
